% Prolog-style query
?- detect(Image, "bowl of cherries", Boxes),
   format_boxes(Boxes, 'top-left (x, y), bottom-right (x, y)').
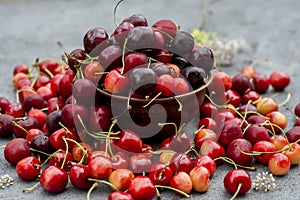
top-left (68, 13), bottom-right (214, 142)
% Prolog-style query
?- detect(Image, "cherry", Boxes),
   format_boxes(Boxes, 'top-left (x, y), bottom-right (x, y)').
top-left (200, 140), bottom-right (226, 164)
top-left (151, 49), bottom-right (172, 64)
top-left (241, 65), bottom-right (256, 78)
top-left (198, 117), bottom-right (218, 131)
top-left (0, 114), bottom-right (15, 138)
top-left (113, 21), bottom-right (134, 44)
top-left (294, 103), bottom-right (300, 117)
top-left (123, 14), bottom-right (148, 27)
top-left (239, 104), bottom-right (258, 118)
top-left (38, 59), bottom-right (62, 76)
top-left (128, 176), bottom-right (156, 200)
top-left (84, 61), bottom-right (105, 83)
top-left (200, 102), bottom-right (218, 118)
top-left (129, 153), bottom-right (152, 174)
top-left (188, 47), bottom-right (214, 73)
top-left (169, 153), bottom-right (193, 174)
top-left (241, 90), bottom-right (261, 104)
top-left (284, 143), bottom-right (300, 165)
top-left (218, 121), bottom-right (243, 148)
top-left (223, 169), bottom-right (251, 196)
top-left (88, 155), bottom-right (113, 180)
top-left (129, 67), bottom-right (157, 96)
top-left (214, 110), bottom-right (235, 124)
top-left (69, 164), bottom-right (93, 190)
top-left (172, 56), bottom-right (190, 70)
top-left (13, 72), bottom-right (29, 87)
top-left (49, 150), bottom-right (73, 171)
top-left (49, 127), bottom-right (77, 150)
top-left (46, 97), bottom-right (64, 114)
top-left (127, 26), bottom-right (156, 50)
top-left (150, 62), bottom-right (171, 77)
top-left (28, 108), bottom-right (47, 128)
top-left (31, 133), bottom-right (53, 154)
top-left (141, 144), bottom-right (154, 160)
top-left (117, 129), bottom-right (142, 153)
top-left (33, 75), bottom-right (51, 90)
top-left (40, 165), bottom-right (68, 193)
top-left (104, 69), bottom-right (129, 94)
top-left (16, 78), bottom-right (32, 90)
top-left (23, 93), bottom-right (46, 112)
top-left (124, 52), bottom-right (148, 72)
top-left (61, 103), bottom-right (88, 129)
top-left (45, 110), bottom-right (62, 133)
top-left (108, 168), bottom-right (134, 191)
top-left (225, 89), bottom-right (241, 107)
top-left (72, 78), bottom-right (97, 105)
top-left (155, 74), bottom-right (175, 97)
top-left (193, 155), bottom-right (216, 177)
top-left (173, 77), bottom-right (190, 95)
top-left (152, 19), bottom-right (177, 39)
top-left (227, 138), bottom-right (253, 166)
top-left (194, 128), bottom-right (217, 150)
top-left (252, 72), bottom-right (270, 94)
top-left (149, 162), bottom-right (173, 186)
top-left (98, 45), bottom-right (122, 71)
top-left (170, 31), bottom-right (194, 55)
top-left (153, 31), bottom-right (165, 49)
top-left (270, 135), bottom-right (288, 151)
top-left (253, 141), bottom-right (276, 164)
top-left (89, 105), bottom-right (112, 133)
top-left (213, 71), bottom-right (232, 91)
top-left (269, 70), bottom-right (290, 91)
top-left (189, 166), bottom-right (210, 193)
top-left (4, 138), bottom-right (30, 165)
top-left (244, 124), bottom-right (270, 145)
top-left (83, 27), bottom-right (109, 53)
top-left (170, 171), bottom-right (193, 195)
top-left (108, 191), bottom-right (133, 200)
top-left (168, 131), bottom-right (190, 152)
top-left (13, 116), bottom-right (40, 138)
top-left (256, 97), bottom-right (278, 115)
top-left (58, 74), bottom-right (74, 99)
top-left (0, 97), bottom-right (11, 114)
top-left (37, 86), bottom-right (54, 101)
top-left (72, 142), bottom-right (93, 163)
top-left (285, 126), bottom-right (300, 143)
top-left (5, 102), bottom-right (25, 118)
top-left (16, 156), bottom-right (41, 181)
top-left (181, 66), bottom-right (205, 89)
top-left (67, 48), bottom-right (87, 72)
top-left (268, 153), bottom-right (290, 176)
top-left (247, 114), bottom-right (266, 125)
top-left (265, 111), bottom-right (287, 132)
top-left (111, 152), bottom-right (129, 170)
top-left (231, 73), bottom-right (254, 95)
top-left (25, 128), bottom-right (43, 142)
top-left (13, 63), bottom-right (29, 75)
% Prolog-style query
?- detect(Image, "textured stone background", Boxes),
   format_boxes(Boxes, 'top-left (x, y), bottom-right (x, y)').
top-left (1, 0), bottom-right (300, 199)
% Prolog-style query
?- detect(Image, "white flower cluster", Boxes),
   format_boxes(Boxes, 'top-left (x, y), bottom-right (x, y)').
top-left (253, 172), bottom-right (276, 192)
top-left (0, 174), bottom-right (14, 189)
top-left (191, 29), bottom-right (245, 66)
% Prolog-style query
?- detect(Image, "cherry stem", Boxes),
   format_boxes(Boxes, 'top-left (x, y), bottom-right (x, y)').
top-left (204, 94), bottom-right (231, 109)
top-left (149, 149), bottom-right (176, 155)
top-left (87, 178), bottom-right (119, 191)
top-left (30, 148), bottom-right (51, 157)
top-left (155, 185), bottom-right (190, 198)
top-left (63, 138), bottom-right (88, 164)
top-left (174, 96), bottom-right (183, 112)
top-left (61, 138), bottom-right (70, 169)
top-left (120, 38), bottom-right (128, 75)
top-left (158, 122), bottom-right (178, 135)
top-left (214, 156), bottom-right (256, 171)
top-left (23, 182), bottom-right (40, 193)
top-left (142, 92), bottom-right (162, 108)
top-left (278, 92), bottom-right (292, 107)
top-left (87, 182), bottom-right (98, 200)
top-left (230, 182), bottom-right (243, 200)
top-left (58, 121), bottom-right (71, 133)
top-left (250, 57), bottom-right (269, 67)
top-left (43, 68), bottom-right (54, 79)
top-left (113, 0), bottom-right (124, 27)
top-left (185, 147), bottom-right (200, 157)
top-left (106, 120), bottom-right (117, 159)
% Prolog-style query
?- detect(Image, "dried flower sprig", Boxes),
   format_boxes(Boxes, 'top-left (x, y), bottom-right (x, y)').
top-left (253, 172), bottom-right (276, 192)
top-left (0, 174), bottom-right (14, 189)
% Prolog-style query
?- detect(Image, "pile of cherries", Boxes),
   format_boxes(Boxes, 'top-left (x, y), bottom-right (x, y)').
top-left (1, 12), bottom-right (300, 200)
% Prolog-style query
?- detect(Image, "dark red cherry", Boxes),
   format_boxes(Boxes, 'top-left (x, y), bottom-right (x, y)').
top-left (49, 150), bottom-right (73, 171)
top-left (241, 90), bottom-right (261, 104)
top-left (170, 31), bottom-right (194, 55)
top-left (38, 59), bottom-right (62, 76)
top-left (0, 114), bottom-right (15, 138)
top-left (285, 126), bottom-right (300, 143)
top-left (13, 116), bottom-right (40, 138)
top-left (188, 47), bottom-right (214, 73)
top-left (4, 138), bottom-right (31, 165)
top-left (200, 140), bottom-right (226, 164)
top-left (33, 75), bottom-right (51, 90)
top-left (225, 89), bottom-right (241, 107)
top-left (127, 26), bottom-right (156, 50)
top-left (113, 21), bottom-right (134, 44)
top-left (231, 73), bottom-right (255, 95)
top-left (40, 165), bottom-right (68, 193)
top-left (46, 110), bottom-right (62, 133)
top-left (152, 19), bottom-right (177, 38)
top-left (89, 105), bottom-right (112, 132)
top-left (129, 67), bottom-right (157, 96)
top-left (123, 14), bottom-right (148, 27)
top-left (68, 48), bottom-right (87, 72)
top-left (124, 52), bottom-right (149, 73)
top-left (13, 64), bottom-right (29, 75)
top-left (83, 27), bottom-right (109, 53)
top-left (218, 121), bottom-right (243, 148)
top-left (227, 138), bottom-right (253, 166)
top-left (5, 102), bottom-right (25, 118)
top-left (23, 93), bottom-right (46, 112)
top-left (72, 78), bottom-right (97, 105)
top-left (181, 66), bottom-right (205, 89)
top-left (98, 45), bottom-right (122, 71)
top-left (49, 127), bottom-right (77, 150)
top-left (58, 74), bottom-right (74, 99)
top-left (253, 73), bottom-right (270, 94)
top-left (70, 164), bottom-right (93, 190)
top-left (0, 97), bottom-right (11, 114)
top-left (47, 97), bottom-right (64, 114)
top-left (169, 131), bottom-right (190, 152)
top-left (244, 124), bottom-right (270, 145)
top-left (150, 62), bottom-right (171, 77)
top-left (112, 152), bottom-right (129, 170)
top-left (155, 74), bottom-right (174, 97)
top-left (61, 103), bottom-right (88, 129)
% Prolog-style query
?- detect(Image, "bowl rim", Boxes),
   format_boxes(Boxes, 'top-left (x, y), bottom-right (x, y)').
top-left (97, 70), bottom-right (215, 103)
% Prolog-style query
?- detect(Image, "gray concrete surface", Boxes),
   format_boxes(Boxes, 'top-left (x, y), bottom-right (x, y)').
top-left (1, 0), bottom-right (300, 199)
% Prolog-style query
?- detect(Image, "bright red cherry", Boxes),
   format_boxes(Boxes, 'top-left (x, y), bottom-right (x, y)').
top-left (104, 69), bottom-right (129, 94)
top-left (88, 156), bottom-right (113, 180)
top-left (149, 162), bottom-right (173, 186)
top-left (227, 138), bottom-right (253, 166)
top-left (4, 138), bottom-right (31, 165)
top-left (224, 169), bottom-right (251, 196)
top-left (253, 141), bottom-right (276, 164)
top-left (193, 155), bottom-right (216, 177)
top-left (108, 191), bottom-right (133, 200)
top-left (269, 70), bottom-right (290, 91)
top-left (128, 176), bottom-right (156, 200)
top-left (69, 164), bottom-right (93, 190)
top-left (16, 156), bottom-right (41, 181)
top-left (117, 130), bottom-right (142, 153)
top-left (49, 150), bottom-right (73, 171)
top-left (40, 165), bottom-right (68, 193)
